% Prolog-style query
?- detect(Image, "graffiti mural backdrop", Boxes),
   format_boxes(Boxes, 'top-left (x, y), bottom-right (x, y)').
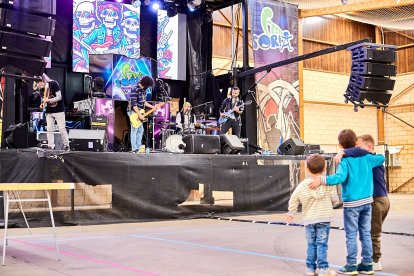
top-left (249, 0), bottom-right (299, 151)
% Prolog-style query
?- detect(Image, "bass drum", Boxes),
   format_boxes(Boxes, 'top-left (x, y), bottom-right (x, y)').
top-left (165, 134), bottom-right (185, 153)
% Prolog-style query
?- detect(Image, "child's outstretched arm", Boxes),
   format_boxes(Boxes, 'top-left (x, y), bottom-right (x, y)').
top-left (322, 160), bottom-right (348, 185)
top-left (368, 154), bottom-right (385, 168)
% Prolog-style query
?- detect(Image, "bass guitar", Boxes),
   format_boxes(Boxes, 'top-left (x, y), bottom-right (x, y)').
top-left (129, 102), bottom-right (166, 129)
top-left (218, 100), bottom-right (252, 125)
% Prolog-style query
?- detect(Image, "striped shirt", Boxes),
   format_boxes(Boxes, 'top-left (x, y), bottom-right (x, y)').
top-left (288, 178), bottom-right (335, 226)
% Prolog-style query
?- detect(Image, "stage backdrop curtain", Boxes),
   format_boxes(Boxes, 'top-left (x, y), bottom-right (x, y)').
top-left (249, 0), bottom-right (299, 151)
top-left (187, 13), bottom-right (213, 111)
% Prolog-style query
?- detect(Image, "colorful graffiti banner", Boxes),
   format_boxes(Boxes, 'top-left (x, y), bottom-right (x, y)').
top-left (249, 0), bottom-right (299, 151)
top-left (72, 0), bottom-right (140, 73)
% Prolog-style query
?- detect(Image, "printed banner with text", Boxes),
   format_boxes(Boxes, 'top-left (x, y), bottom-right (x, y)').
top-left (249, 0), bottom-right (299, 151)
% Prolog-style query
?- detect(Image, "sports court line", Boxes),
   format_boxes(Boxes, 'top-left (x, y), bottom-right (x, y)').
top-left (127, 234), bottom-right (398, 276)
top-left (11, 238), bottom-right (159, 276)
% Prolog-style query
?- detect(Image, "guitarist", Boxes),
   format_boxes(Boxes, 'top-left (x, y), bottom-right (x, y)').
top-left (219, 87), bottom-right (244, 138)
top-left (41, 74), bottom-right (70, 150)
top-left (129, 76), bottom-right (158, 153)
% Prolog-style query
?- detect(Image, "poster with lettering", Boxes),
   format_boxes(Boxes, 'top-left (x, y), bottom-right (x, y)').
top-left (249, 0), bottom-right (299, 151)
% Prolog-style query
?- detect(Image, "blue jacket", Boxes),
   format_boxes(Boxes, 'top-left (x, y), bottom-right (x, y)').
top-left (321, 153), bottom-right (385, 207)
top-left (344, 147), bottom-right (388, 197)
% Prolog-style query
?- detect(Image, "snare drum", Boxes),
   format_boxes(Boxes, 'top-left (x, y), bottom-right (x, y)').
top-left (165, 134), bottom-right (185, 153)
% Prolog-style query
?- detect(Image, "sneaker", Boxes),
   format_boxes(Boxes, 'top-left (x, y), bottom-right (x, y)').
top-left (319, 267), bottom-right (337, 275)
top-left (306, 268), bottom-right (315, 276)
top-left (357, 263), bottom-right (374, 274)
top-left (373, 261), bottom-right (382, 271)
top-left (338, 264), bottom-right (358, 275)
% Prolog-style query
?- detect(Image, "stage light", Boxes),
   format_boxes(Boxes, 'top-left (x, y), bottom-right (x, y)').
top-left (152, 2), bottom-right (160, 10)
top-left (115, 0), bottom-right (123, 3)
top-left (188, 0), bottom-right (202, 11)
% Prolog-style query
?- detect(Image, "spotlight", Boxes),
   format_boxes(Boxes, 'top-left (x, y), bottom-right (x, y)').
top-left (188, 0), bottom-right (202, 11)
top-left (115, 0), bottom-right (123, 2)
top-left (166, 4), bottom-right (178, 17)
top-left (152, 2), bottom-right (160, 10)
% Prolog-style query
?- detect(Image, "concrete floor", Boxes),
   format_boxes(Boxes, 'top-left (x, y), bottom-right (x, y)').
top-left (0, 194), bottom-right (413, 276)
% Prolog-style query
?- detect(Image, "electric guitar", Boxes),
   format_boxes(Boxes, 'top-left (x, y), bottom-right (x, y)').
top-left (218, 100), bottom-right (252, 125)
top-left (129, 102), bottom-right (166, 129)
top-left (39, 83), bottom-right (58, 110)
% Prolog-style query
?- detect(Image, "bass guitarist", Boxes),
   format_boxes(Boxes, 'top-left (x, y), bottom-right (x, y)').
top-left (219, 87), bottom-right (244, 138)
top-left (41, 74), bottom-right (70, 150)
top-left (129, 76), bottom-right (159, 153)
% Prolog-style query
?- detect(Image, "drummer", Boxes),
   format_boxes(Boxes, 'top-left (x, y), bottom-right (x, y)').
top-left (175, 101), bottom-right (196, 134)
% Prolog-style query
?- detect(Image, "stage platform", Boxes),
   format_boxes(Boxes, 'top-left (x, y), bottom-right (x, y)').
top-left (0, 148), bottom-right (332, 226)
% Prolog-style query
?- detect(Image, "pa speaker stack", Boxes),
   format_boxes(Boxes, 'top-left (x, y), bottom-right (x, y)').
top-left (0, 0), bottom-right (56, 76)
top-left (346, 43), bottom-right (397, 110)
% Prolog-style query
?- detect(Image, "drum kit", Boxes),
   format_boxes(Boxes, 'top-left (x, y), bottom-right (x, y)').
top-left (158, 119), bottom-right (220, 153)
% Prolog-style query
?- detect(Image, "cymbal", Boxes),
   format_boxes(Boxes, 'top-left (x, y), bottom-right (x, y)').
top-left (158, 121), bottom-right (177, 126)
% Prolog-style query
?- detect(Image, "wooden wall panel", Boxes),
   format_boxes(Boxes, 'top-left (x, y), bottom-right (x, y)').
top-left (301, 16), bottom-right (375, 73)
top-left (383, 30), bottom-right (414, 73)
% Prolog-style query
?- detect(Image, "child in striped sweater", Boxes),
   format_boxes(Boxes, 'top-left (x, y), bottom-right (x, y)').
top-left (286, 154), bottom-right (337, 276)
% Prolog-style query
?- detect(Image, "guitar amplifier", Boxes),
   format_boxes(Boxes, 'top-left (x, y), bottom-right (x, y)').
top-left (69, 129), bottom-right (106, 152)
top-left (182, 134), bottom-right (221, 154)
top-left (91, 115), bottom-right (108, 130)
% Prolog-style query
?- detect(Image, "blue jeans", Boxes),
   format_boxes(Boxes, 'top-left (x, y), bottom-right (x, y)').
top-left (343, 203), bottom-right (373, 265)
top-left (130, 125), bottom-right (144, 151)
top-left (305, 222), bottom-right (331, 271)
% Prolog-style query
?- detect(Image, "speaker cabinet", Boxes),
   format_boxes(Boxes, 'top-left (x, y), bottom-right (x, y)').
top-left (69, 129), bottom-right (106, 152)
top-left (182, 135), bottom-right (221, 154)
top-left (220, 134), bottom-right (245, 154)
top-left (0, 52), bottom-right (47, 76)
top-left (278, 138), bottom-right (305, 155)
top-left (0, 0), bottom-right (56, 15)
top-left (36, 131), bottom-right (63, 150)
top-left (4, 123), bottom-right (37, 148)
top-left (0, 8), bottom-right (56, 36)
top-left (0, 30), bottom-right (52, 57)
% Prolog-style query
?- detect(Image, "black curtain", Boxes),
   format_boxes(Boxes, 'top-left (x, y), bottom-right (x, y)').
top-left (186, 11), bottom-right (213, 112)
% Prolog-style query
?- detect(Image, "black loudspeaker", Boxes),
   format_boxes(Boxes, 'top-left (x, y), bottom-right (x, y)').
top-left (36, 131), bottom-right (63, 150)
top-left (4, 123), bottom-right (37, 148)
top-left (278, 138), bottom-right (305, 155)
top-left (0, 8), bottom-right (56, 36)
top-left (220, 134), bottom-right (245, 154)
top-left (0, 0), bottom-right (55, 76)
top-left (0, 52), bottom-right (46, 76)
top-left (346, 44), bottom-right (397, 106)
top-left (0, 30), bottom-right (53, 57)
top-left (0, 0), bottom-right (56, 15)
top-left (68, 129), bottom-right (106, 152)
top-left (182, 135), bottom-right (221, 154)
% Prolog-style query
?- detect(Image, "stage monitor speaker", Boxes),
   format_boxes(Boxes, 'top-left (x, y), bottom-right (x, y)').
top-left (0, 52), bottom-right (47, 75)
top-left (278, 138), bottom-right (305, 155)
top-left (36, 131), bottom-right (63, 150)
top-left (0, 8), bottom-right (56, 36)
top-left (220, 134), bottom-right (245, 154)
top-left (69, 129), bottom-right (106, 152)
top-left (0, 0), bottom-right (56, 15)
top-left (4, 123), bottom-right (37, 148)
top-left (0, 30), bottom-right (52, 57)
top-left (182, 134), bottom-right (221, 154)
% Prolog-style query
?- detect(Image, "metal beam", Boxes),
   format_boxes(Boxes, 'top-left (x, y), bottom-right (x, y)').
top-left (299, 0), bottom-right (414, 18)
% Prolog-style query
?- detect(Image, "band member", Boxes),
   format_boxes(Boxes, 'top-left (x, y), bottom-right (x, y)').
top-left (129, 76), bottom-right (157, 153)
top-left (31, 80), bottom-right (45, 108)
top-left (175, 102), bottom-right (196, 134)
top-left (219, 87), bottom-right (244, 137)
top-left (41, 74), bottom-right (70, 150)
